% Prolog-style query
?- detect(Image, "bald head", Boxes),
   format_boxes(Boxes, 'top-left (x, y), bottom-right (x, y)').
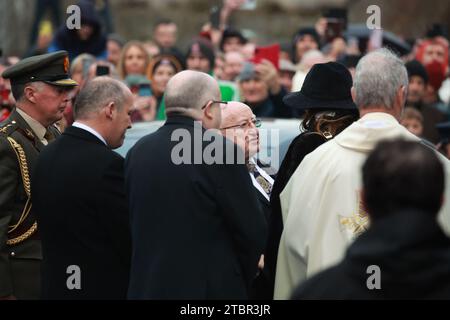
top-left (220, 101), bottom-right (259, 160)
top-left (165, 70), bottom-right (220, 111)
top-left (221, 101), bottom-right (253, 128)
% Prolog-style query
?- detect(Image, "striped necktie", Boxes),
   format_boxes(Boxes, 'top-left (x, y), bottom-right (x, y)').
top-left (247, 162), bottom-right (272, 197)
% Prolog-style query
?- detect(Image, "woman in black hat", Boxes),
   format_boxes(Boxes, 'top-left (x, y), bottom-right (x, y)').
top-left (264, 61), bottom-right (359, 298)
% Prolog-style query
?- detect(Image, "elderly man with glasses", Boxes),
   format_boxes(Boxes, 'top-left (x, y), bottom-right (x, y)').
top-left (220, 101), bottom-right (271, 202)
top-left (220, 101), bottom-right (274, 299)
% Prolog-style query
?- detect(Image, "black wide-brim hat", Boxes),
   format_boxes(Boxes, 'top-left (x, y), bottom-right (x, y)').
top-left (283, 61), bottom-right (356, 111)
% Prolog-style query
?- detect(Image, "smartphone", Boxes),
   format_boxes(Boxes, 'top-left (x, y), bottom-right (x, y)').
top-left (96, 65), bottom-right (110, 77)
top-left (209, 5), bottom-right (221, 29)
top-left (138, 83), bottom-right (152, 97)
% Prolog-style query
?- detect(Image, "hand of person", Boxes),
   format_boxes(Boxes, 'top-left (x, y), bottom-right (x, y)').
top-left (134, 96), bottom-right (157, 122)
top-left (221, 0), bottom-right (246, 29)
top-left (202, 23), bottom-right (224, 48)
top-left (134, 96), bottom-right (153, 110)
top-left (223, 0), bottom-right (246, 12)
top-left (258, 254), bottom-right (264, 270)
top-left (255, 59), bottom-right (281, 95)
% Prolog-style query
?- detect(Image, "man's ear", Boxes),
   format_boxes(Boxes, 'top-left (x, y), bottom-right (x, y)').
top-left (202, 101), bottom-right (213, 120)
top-left (351, 86), bottom-right (356, 103)
top-left (104, 101), bottom-right (115, 119)
top-left (394, 85), bottom-right (407, 118)
top-left (395, 86), bottom-right (407, 108)
top-left (24, 85), bottom-right (37, 103)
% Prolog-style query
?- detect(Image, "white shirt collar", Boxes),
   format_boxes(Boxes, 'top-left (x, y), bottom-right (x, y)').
top-left (72, 122), bottom-right (108, 146)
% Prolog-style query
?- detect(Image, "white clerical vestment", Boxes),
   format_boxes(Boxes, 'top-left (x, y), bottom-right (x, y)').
top-left (274, 112), bottom-right (450, 299)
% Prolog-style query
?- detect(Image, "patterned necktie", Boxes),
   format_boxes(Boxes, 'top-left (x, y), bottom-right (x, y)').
top-left (247, 162), bottom-right (272, 197)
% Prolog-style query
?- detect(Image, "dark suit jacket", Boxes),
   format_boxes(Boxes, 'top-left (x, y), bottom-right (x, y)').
top-left (125, 115), bottom-right (267, 299)
top-left (248, 165), bottom-right (274, 300)
top-left (32, 126), bottom-right (131, 299)
top-left (293, 210), bottom-right (450, 300)
top-left (0, 109), bottom-right (60, 299)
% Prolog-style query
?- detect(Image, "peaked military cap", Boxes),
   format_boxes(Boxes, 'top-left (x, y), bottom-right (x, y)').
top-left (1, 50), bottom-right (78, 87)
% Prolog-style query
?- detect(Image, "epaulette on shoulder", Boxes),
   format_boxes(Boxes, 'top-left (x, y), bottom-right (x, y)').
top-left (0, 120), bottom-right (19, 137)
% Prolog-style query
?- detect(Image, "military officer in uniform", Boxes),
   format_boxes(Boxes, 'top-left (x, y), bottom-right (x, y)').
top-left (0, 51), bottom-right (77, 299)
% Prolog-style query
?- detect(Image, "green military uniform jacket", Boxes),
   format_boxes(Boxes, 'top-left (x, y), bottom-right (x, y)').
top-left (0, 108), bottom-right (60, 299)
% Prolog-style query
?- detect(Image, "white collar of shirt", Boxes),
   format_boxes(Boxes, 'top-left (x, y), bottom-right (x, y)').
top-left (248, 157), bottom-right (274, 201)
top-left (72, 122), bottom-right (108, 146)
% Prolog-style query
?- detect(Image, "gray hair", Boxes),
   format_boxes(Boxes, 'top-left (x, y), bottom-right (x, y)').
top-left (13, 81), bottom-right (48, 102)
top-left (73, 77), bottom-right (130, 120)
top-left (354, 48), bottom-right (408, 109)
top-left (164, 70), bottom-right (220, 111)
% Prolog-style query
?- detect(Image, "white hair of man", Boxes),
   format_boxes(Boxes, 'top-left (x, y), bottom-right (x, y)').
top-left (354, 48), bottom-right (408, 110)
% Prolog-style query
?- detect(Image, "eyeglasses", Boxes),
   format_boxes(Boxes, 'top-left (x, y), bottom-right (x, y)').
top-left (201, 100), bottom-right (228, 110)
top-left (220, 118), bottom-right (262, 130)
